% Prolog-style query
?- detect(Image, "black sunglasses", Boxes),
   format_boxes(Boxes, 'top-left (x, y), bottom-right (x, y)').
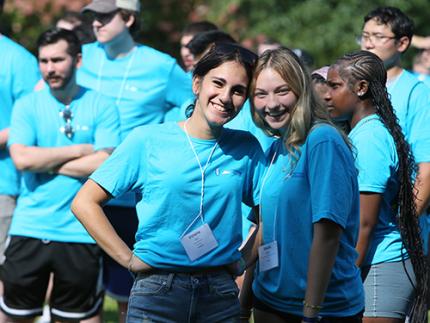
top-left (60, 107), bottom-right (74, 139)
top-left (87, 9), bottom-right (119, 25)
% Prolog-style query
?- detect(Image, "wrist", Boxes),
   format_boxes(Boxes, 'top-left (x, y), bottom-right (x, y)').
top-left (302, 300), bottom-right (322, 318)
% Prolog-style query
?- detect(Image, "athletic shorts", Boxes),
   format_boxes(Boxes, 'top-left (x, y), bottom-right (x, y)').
top-left (362, 259), bottom-right (415, 319)
top-left (103, 205), bottom-right (138, 302)
top-left (0, 236), bottom-right (103, 321)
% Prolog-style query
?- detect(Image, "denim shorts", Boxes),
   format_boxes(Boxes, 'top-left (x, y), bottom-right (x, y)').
top-left (127, 269), bottom-right (240, 323)
top-left (362, 259), bottom-right (415, 319)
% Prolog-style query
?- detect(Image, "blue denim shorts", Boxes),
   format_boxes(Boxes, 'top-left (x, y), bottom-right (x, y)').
top-left (127, 269), bottom-right (240, 323)
top-left (362, 259), bottom-right (415, 319)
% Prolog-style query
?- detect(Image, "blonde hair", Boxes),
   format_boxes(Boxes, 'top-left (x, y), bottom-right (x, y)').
top-left (250, 47), bottom-right (330, 160)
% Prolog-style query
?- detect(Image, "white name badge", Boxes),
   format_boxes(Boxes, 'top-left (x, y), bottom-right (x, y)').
top-left (180, 223), bottom-right (219, 261)
top-left (258, 241), bottom-right (279, 272)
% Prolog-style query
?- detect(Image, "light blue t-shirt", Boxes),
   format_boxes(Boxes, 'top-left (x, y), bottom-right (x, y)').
top-left (90, 122), bottom-right (265, 270)
top-left (414, 72), bottom-right (430, 88)
top-left (253, 124), bottom-right (364, 317)
top-left (388, 70), bottom-right (430, 252)
top-left (77, 42), bottom-right (193, 139)
top-left (349, 114), bottom-right (405, 265)
top-left (8, 87), bottom-right (120, 243)
top-left (0, 35), bottom-right (40, 196)
top-left (78, 42), bottom-right (193, 207)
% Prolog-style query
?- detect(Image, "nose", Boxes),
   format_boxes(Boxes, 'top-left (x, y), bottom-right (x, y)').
top-left (92, 19), bottom-right (102, 28)
top-left (219, 88), bottom-right (233, 105)
top-left (46, 61), bottom-right (55, 73)
top-left (361, 37), bottom-right (374, 50)
top-left (266, 93), bottom-right (279, 109)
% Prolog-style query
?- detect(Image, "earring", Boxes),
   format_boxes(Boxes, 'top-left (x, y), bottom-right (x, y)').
top-left (358, 92), bottom-right (364, 97)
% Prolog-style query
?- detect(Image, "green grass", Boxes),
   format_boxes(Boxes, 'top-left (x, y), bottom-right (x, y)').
top-left (103, 296), bottom-right (119, 323)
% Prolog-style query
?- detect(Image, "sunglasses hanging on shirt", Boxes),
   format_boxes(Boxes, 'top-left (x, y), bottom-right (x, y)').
top-left (60, 105), bottom-right (74, 139)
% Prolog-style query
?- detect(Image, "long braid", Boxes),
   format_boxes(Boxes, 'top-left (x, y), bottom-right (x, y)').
top-left (336, 50), bottom-right (428, 323)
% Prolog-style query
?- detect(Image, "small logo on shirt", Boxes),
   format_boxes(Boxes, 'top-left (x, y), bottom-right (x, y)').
top-left (215, 168), bottom-right (242, 176)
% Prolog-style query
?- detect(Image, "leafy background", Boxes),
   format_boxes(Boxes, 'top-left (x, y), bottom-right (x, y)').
top-left (1, 0), bottom-right (430, 69)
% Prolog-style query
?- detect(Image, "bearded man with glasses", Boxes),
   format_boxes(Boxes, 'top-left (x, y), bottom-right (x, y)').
top-left (0, 28), bottom-right (120, 323)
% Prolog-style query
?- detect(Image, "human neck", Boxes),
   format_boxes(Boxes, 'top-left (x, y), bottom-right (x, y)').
top-left (50, 77), bottom-right (81, 105)
top-left (350, 100), bottom-right (377, 129)
top-left (103, 31), bottom-right (135, 59)
top-left (184, 112), bottom-right (222, 140)
top-left (386, 65), bottom-right (403, 81)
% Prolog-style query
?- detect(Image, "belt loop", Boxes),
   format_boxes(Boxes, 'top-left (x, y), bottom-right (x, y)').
top-left (166, 273), bottom-right (175, 289)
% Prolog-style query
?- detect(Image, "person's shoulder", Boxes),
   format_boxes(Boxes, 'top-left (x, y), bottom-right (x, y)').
top-left (308, 123), bottom-right (343, 144)
top-left (82, 41), bottom-right (100, 53)
top-left (0, 35), bottom-right (36, 62)
top-left (224, 127), bottom-right (261, 145)
top-left (136, 44), bottom-right (176, 65)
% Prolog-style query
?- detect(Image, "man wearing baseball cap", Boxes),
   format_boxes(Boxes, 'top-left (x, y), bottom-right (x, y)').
top-left (77, 1), bottom-right (193, 322)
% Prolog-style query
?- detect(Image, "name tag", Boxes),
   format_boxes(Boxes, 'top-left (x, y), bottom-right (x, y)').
top-left (181, 223), bottom-right (219, 261)
top-left (258, 241), bottom-right (279, 272)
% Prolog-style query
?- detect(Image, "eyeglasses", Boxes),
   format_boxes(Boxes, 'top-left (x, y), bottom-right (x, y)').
top-left (356, 33), bottom-right (397, 45)
top-left (60, 106), bottom-right (74, 139)
top-left (87, 10), bottom-right (119, 26)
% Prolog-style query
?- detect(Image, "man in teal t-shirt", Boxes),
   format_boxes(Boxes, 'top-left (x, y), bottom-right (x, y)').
top-left (0, 28), bottom-right (120, 322)
top-left (360, 7), bottom-right (430, 250)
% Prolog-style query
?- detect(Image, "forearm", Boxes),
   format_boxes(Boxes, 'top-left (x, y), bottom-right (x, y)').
top-left (239, 263), bottom-right (255, 321)
top-left (411, 35), bottom-right (430, 49)
top-left (355, 226), bottom-right (373, 267)
top-left (414, 162), bottom-right (430, 215)
top-left (56, 150), bottom-right (110, 178)
top-left (304, 221), bottom-right (341, 318)
top-left (239, 224), bottom-right (261, 269)
top-left (0, 128), bottom-right (9, 150)
top-left (71, 182), bottom-right (132, 267)
top-left (10, 144), bottom-right (93, 173)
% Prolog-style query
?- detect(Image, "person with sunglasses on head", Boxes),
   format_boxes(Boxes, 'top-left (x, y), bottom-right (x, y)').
top-left (72, 43), bottom-right (264, 323)
top-left (326, 50), bottom-right (428, 323)
top-left (77, 1), bottom-right (193, 319)
top-left (359, 7), bottom-right (430, 251)
top-left (241, 47), bottom-right (364, 323)
top-left (0, 28), bottom-right (120, 323)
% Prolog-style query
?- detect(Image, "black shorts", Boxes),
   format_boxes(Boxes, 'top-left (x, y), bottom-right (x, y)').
top-left (0, 236), bottom-right (103, 321)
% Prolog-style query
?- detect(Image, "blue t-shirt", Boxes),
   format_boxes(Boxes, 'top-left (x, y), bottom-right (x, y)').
top-left (78, 42), bottom-right (193, 207)
top-left (349, 114), bottom-right (405, 265)
top-left (388, 70), bottom-right (430, 252)
top-left (253, 124), bottom-right (363, 317)
top-left (77, 42), bottom-right (193, 139)
top-left (0, 35), bottom-right (40, 196)
top-left (90, 122), bottom-right (265, 270)
top-left (414, 72), bottom-right (430, 88)
top-left (8, 87), bottom-right (120, 243)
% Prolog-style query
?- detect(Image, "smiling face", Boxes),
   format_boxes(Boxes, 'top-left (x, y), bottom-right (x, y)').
top-left (39, 40), bottom-right (81, 90)
top-left (253, 67), bottom-right (298, 134)
top-left (193, 60), bottom-right (249, 127)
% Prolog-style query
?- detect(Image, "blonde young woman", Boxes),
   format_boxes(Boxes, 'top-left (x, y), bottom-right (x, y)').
top-left (241, 47), bottom-right (364, 323)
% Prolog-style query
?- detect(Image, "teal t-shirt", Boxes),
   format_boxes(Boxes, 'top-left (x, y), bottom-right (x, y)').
top-left (349, 114), bottom-right (405, 265)
top-left (90, 122), bottom-right (265, 270)
top-left (388, 70), bottom-right (430, 253)
top-left (0, 35), bottom-right (40, 196)
top-left (253, 125), bottom-right (364, 317)
top-left (8, 87), bottom-right (120, 243)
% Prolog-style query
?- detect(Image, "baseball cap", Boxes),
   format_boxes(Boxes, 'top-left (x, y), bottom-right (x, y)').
top-left (82, 0), bottom-right (140, 13)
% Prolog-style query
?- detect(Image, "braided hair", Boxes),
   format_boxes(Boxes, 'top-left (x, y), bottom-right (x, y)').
top-left (333, 50), bottom-right (428, 323)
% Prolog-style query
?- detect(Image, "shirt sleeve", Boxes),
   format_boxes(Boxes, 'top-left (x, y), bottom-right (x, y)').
top-left (406, 83), bottom-right (430, 163)
top-left (307, 133), bottom-right (357, 229)
top-left (90, 128), bottom-right (146, 197)
top-left (351, 130), bottom-right (395, 193)
top-left (12, 51), bottom-right (40, 101)
top-left (8, 96), bottom-right (37, 147)
top-left (93, 97), bottom-right (121, 151)
top-left (242, 138), bottom-right (266, 207)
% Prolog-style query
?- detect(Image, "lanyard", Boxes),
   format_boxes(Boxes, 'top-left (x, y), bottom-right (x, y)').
top-left (96, 46), bottom-right (137, 107)
top-left (181, 119), bottom-right (219, 237)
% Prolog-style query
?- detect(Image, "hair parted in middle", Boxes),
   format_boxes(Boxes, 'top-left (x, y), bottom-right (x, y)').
top-left (250, 47), bottom-right (331, 159)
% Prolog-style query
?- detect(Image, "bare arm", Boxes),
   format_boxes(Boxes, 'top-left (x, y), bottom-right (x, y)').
top-left (411, 35), bottom-right (430, 49)
top-left (56, 149), bottom-right (112, 178)
top-left (71, 179), bottom-right (150, 271)
top-left (355, 193), bottom-right (381, 267)
top-left (415, 162), bottom-right (430, 215)
top-left (0, 129), bottom-right (9, 150)
top-left (303, 219), bottom-right (343, 318)
top-left (9, 143), bottom-right (94, 173)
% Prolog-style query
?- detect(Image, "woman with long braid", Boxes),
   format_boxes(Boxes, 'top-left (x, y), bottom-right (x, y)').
top-left (326, 50), bottom-right (428, 323)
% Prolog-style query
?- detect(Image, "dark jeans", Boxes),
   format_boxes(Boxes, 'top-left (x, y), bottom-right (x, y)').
top-left (127, 270), bottom-right (240, 323)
